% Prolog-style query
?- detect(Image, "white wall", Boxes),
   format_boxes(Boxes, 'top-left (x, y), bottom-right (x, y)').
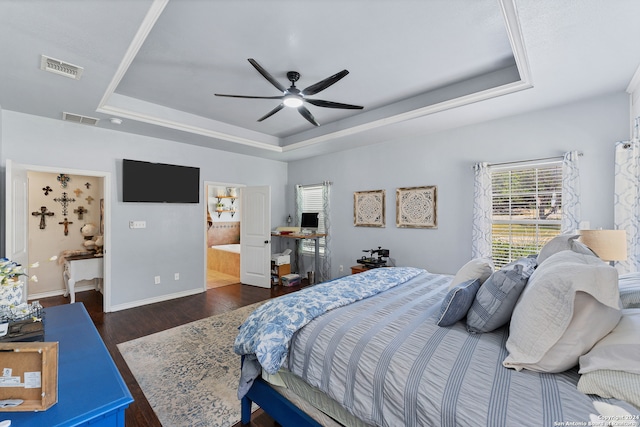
top-left (1, 110), bottom-right (288, 310)
top-left (287, 93), bottom-right (630, 278)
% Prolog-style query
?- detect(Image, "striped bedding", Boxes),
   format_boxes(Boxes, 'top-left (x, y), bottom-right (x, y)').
top-left (286, 270), bottom-right (640, 427)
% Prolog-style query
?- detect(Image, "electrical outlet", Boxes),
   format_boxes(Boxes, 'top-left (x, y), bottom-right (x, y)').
top-left (129, 221), bottom-right (146, 229)
top-left (174, 273), bottom-right (179, 281)
top-left (339, 265), bottom-right (344, 272)
top-left (154, 276), bottom-right (161, 285)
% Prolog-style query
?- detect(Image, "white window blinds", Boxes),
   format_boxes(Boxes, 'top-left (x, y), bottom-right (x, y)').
top-left (299, 185), bottom-right (325, 254)
top-left (491, 160), bottom-right (563, 268)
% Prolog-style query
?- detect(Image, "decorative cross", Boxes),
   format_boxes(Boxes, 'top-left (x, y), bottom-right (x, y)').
top-left (73, 188), bottom-right (83, 197)
top-left (57, 174), bottom-right (70, 188)
top-left (85, 182), bottom-right (91, 189)
top-left (53, 192), bottom-right (76, 216)
top-left (85, 195), bottom-right (94, 205)
top-left (31, 206), bottom-right (54, 229)
top-left (59, 218), bottom-right (73, 236)
top-left (42, 186), bottom-right (53, 196)
top-left (74, 206), bottom-right (88, 220)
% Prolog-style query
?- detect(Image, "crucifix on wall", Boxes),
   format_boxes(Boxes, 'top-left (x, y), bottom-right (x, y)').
top-left (59, 217), bottom-right (73, 236)
top-left (74, 206), bottom-right (88, 220)
top-left (53, 192), bottom-right (76, 216)
top-left (31, 206), bottom-right (54, 229)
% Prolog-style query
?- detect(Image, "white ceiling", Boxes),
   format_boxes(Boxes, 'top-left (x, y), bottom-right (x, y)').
top-left (1, 0), bottom-right (640, 161)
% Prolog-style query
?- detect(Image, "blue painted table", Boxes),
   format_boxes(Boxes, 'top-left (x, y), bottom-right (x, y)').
top-left (1, 303), bottom-right (133, 426)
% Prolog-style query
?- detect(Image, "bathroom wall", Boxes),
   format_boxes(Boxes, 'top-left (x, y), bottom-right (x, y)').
top-left (206, 184), bottom-right (241, 246)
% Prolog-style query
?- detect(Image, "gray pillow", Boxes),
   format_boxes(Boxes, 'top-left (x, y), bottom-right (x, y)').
top-left (436, 278), bottom-right (481, 327)
top-left (619, 273), bottom-right (640, 309)
top-left (537, 234), bottom-right (595, 266)
top-left (466, 256), bottom-right (537, 333)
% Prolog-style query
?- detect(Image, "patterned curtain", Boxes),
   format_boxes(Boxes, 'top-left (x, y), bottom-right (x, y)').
top-left (614, 140), bottom-right (640, 273)
top-left (320, 182), bottom-right (331, 282)
top-left (561, 151), bottom-right (581, 233)
top-left (471, 162), bottom-right (492, 259)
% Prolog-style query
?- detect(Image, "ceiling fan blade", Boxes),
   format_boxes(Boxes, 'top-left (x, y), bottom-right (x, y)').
top-left (257, 104), bottom-right (285, 122)
top-left (305, 99), bottom-right (364, 110)
top-left (215, 94), bottom-right (284, 100)
top-left (298, 105), bottom-right (319, 126)
top-left (301, 70), bottom-right (349, 96)
top-left (248, 58), bottom-right (287, 93)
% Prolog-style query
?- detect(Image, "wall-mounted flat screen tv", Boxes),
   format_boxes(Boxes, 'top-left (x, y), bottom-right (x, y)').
top-left (122, 159), bottom-right (200, 203)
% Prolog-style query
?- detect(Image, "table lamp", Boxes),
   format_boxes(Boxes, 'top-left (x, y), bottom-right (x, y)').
top-left (578, 229), bottom-right (627, 266)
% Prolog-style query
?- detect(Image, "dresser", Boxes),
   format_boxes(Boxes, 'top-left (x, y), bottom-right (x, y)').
top-left (1, 303), bottom-right (133, 426)
top-left (63, 254), bottom-right (103, 303)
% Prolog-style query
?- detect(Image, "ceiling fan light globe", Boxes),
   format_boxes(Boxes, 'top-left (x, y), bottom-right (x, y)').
top-left (283, 95), bottom-right (303, 108)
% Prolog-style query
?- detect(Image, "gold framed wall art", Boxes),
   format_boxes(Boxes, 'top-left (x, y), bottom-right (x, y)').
top-left (396, 186), bottom-right (437, 228)
top-left (354, 190), bottom-right (385, 227)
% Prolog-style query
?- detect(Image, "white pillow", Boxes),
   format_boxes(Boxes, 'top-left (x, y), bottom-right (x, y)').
top-left (503, 250), bottom-right (621, 372)
top-left (579, 308), bottom-right (640, 375)
top-left (449, 258), bottom-right (493, 289)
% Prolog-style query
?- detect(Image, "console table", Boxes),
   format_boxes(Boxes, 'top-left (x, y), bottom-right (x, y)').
top-left (1, 303), bottom-right (133, 426)
top-left (271, 233), bottom-right (326, 284)
top-left (63, 254), bottom-right (103, 303)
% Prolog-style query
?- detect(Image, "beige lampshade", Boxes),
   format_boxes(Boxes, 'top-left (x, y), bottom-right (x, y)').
top-left (578, 229), bottom-right (627, 262)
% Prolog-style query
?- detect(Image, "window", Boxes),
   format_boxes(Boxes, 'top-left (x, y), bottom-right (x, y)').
top-left (298, 184), bottom-right (326, 255)
top-left (491, 160), bottom-right (563, 268)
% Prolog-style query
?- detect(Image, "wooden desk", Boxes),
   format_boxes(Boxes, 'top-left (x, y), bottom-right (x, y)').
top-left (351, 265), bottom-right (371, 274)
top-left (63, 254), bottom-right (103, 303)
top-left (271, 233), bottom-right (326, 284)
top-left (2, 303), bottom-right (133, 426)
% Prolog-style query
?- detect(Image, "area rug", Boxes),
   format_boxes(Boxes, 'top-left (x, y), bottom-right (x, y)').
top-left (118, 302), bottom-right (264, 427)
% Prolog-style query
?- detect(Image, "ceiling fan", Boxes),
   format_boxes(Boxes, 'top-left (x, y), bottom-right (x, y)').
top-left (215, 58), bottom-right (364, 127)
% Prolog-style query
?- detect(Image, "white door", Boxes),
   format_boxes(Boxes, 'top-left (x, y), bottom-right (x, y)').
top-left (240, 186), bottom-right (271, 288)
top-left (5, 160), bottom-right (29, 301)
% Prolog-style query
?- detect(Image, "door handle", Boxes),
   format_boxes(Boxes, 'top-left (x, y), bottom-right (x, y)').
top-left (264, 240), bottom-right (269, 244)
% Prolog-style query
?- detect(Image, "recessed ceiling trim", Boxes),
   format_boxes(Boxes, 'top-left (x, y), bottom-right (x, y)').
top-left (97, 0), bottom-right (169, 111)
top-left (283, 78), bottom-right (533, 152)
top-left (97, 0), bottom-right (531, 157)
top-left (97, 104), bottom-right (283, 152)
top-left (499, 0), bottom-right (532, 85)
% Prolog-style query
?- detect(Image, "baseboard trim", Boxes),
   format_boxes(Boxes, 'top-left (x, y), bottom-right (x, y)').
top-left (108, 288), bottom-right (204, 312)
top-left (29, 284), bottom-right (97, 302)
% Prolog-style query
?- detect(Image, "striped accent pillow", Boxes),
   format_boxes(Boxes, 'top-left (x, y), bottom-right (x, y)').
top-left (577, 370), bottom-right (640, 409)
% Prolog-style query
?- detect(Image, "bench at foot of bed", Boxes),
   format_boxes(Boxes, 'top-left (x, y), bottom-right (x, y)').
top-left (242, 377), bottom-right (322, 427)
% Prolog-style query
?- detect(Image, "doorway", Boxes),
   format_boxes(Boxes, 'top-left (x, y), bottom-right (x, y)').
top-left (6, 160), bottom-right (111, 312)
top-left (204, 181), bottom-right (243, 289)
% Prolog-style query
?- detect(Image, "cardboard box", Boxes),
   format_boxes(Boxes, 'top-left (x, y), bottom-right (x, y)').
top-left (0, 342), bottom-right (58, 411)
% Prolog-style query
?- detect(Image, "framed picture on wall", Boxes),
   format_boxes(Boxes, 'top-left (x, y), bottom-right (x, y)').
top-left (396, 186), bottom-right (437, 228)
top-left (354, 190), bottom-right (385, 227)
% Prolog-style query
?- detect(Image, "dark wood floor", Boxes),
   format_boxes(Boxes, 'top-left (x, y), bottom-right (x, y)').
top-left (37, 282), bottom-right (308, 427)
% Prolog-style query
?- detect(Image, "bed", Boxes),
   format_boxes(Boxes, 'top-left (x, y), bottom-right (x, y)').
top-left (234, 236), bottom-right (640, 427)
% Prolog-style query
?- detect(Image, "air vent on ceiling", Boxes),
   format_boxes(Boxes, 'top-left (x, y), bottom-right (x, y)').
top-left (40, 55), bottom-right (83, 80)
top-left (62, 112), bottom-right (99, 126)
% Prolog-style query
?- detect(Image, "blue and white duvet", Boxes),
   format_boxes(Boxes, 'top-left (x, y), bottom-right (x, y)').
top-left (234, 267), bottom-right (424, 375)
